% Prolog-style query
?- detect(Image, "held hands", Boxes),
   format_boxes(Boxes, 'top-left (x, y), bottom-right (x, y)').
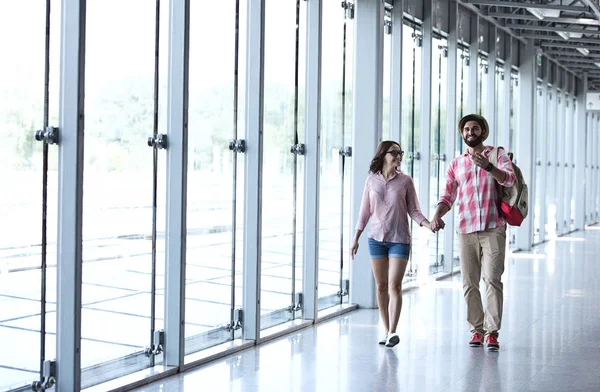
top-left (428, 217), bottom-right (445, 233)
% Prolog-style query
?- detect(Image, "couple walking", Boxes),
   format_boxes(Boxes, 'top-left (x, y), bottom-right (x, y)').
top-left (350, 114), bottom-right (516, 350)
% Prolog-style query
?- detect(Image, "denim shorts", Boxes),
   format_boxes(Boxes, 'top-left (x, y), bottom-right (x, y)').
top-left (368, 238), bottom-right (411, 260)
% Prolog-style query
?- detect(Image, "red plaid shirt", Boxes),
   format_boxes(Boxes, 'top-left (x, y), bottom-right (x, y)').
top-left (438, 146), bottom-right (515, 234)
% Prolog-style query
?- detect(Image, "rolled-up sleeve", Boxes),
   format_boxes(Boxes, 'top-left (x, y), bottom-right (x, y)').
top-left (406, 178), bottom-right (426, 226)
top-left (497, 148), bottom-right (516, 187)
top-left (355, 178), bottom-right (371, 231)
top-left (438, 160), bottom-right (458, 208)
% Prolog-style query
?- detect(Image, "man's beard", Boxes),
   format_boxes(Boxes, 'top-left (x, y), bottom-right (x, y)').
top-left (464, 134), bottom-right (483, 148)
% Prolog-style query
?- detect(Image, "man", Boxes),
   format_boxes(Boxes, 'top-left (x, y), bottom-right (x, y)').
top-left (430, 114), bottom-right (515, 351)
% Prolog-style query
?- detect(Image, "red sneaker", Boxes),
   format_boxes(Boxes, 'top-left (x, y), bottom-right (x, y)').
top-left (469, 332), bottom-right (484, 347)
top-left (486, 335), bottom-right (500, 351)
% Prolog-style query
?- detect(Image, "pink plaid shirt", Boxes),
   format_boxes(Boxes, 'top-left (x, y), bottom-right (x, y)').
top-left (355, 171), bottom-right (427, 244)
top-left (438, 146), bottom-right (516, 234)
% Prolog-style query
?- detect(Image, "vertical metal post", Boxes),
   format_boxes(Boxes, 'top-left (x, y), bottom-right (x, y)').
top-left (416, 0), bottom-right (432, 279)
top-left (302, 0), bottom-right (322, 322)
top-left (349, 0), bottom-right (383, 308)
top-left (56, 0), bottom-right (86, 389)
top-left (500, 37), bottom-right (511, 151)
top-left (390, 0), bottom-right (403, 142)
top-left (574, 75), bottom-right (587, 230)
top-left (164, 0), bottom-right (190, 368)
top-left (556, 70), bottom-right (565, 236)
top-left (243, 0), bottom-right (265, 339)
top-left (468, 14), bottom-right (479, 114)
top-left (549, 66), bottom-right (559, 236)
top-left (443, 0), bottom-right (458, 274)
top-left (486, 27), bottom-right (497, 143)
top-left (538, 62), bottom-right (548, 243)
top-left (516, 39), bottom-right (535, 251)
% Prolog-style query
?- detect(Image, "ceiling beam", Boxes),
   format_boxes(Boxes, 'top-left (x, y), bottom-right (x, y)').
top-left (488, 13), bottom-right (599, 25)
top-left (521, 34), bottom-right (600, 43)
top-left (504, 23), bottom-right (600, 35)
top-left (581, 0), bottom-right (600, 21)
top-left (465, 0), bottom-right (587, 12)
top-left (542, 42), bottom-right (600, 50)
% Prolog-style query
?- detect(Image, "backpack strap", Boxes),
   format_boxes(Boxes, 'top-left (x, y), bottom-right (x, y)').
top-left (489, 146), bottom-right (503, 167)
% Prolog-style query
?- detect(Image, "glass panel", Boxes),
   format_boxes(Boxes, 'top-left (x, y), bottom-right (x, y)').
top-left (81, 1), bottom-right (162, 387)
top-left (533, 83), bottom-right (543, 244)
top-left (400, 25), bottom-right (422, 281)
top-left (547, 89), bottom-right (558, 238)
top-left (185, 0), bottom-right (242, 355)
top-left (261, 0), bottom-right (303, 330)
top-left (571, 99), bottom-right (576, 231)
top-left (496, 64), bottom-right (504, 148)
top-left (382, 27), bottom-right (391, 141)
top-left (477, 56), bottom-right (488, 117)
top-left (0, 2), bottom-right (59, 390)
top-left (428, 37), bottom-right (447, 275)
top-left (318, 0), bottom-right (346, 311)
top-left (341, 11), bottom-right (354, 304)
top-left (454, 46), bottom-right (469, 266)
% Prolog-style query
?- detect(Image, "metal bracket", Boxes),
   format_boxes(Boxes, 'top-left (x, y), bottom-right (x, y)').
top-left (339, 146), bottom-right (352, 157)
top-left (384, 20), bottom-right (392, 35)
top-left (229, 139), bottom-right (246, 153)
top-left (31, 360), bottom-right (56, 391)
top-left (337, 279), bottom-right (350, 297)
top-left (290, 143), bottom-right (305, 155)
top-left (341, 1), bottom-right (354, 19)
top-left (434, 153), bottom-right (446, 162)
top-left (294, 292), bottom-right (303, 311)
top-left (227, 308), bottom-right (243, 331)
top-left (144, 330), bottom-right (164, 357)
top-left (34, 126), bottom-right (59, 145)
top-left (408, 151), bottom-right (421, 161)
top-left (148, 134), bottom-right (168, 149)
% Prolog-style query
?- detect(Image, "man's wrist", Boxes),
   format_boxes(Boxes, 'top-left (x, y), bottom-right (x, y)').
top-left (484, 162), bottom-right (494, 172)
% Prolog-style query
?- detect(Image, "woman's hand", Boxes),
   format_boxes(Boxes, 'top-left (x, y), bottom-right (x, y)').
top-left (350, 240), bottom-right (359, 260)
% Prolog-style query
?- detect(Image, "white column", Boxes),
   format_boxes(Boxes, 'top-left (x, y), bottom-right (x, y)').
top-left (349, 0), bottom-right (383, 308)
top-left (302, 0), bottom-right (322, 321)
top-left (468, 14), bottom-right (479, 114)
top-left (389, 0), bottom-right (403, 142)
top-left (164, 0), bottom-right (190, 367)
top-left (56, 0), bottom-right (86, 389)
top-left (443, 0), bottom-right (458, 274)
top-left (243, 0), bottom-right (266, 338)
top-left (574, 75), bottom-right (587, 230)
top-left (516, 40), bottom-right (536, 250)
top-left (548, 66), bottom-right (558, 237)
top-left (556, 72), bottom-right (566, 236)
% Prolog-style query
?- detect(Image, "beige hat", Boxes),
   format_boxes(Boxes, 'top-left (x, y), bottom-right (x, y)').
top-left (458, 114), bottom-right (489, 141)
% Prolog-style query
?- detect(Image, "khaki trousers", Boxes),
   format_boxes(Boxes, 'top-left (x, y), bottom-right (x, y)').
top-left (458, 225), bottom-right (506, 338)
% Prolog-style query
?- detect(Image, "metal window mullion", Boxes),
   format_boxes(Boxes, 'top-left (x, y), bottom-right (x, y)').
top-left (418, 0), bottom-right (432, 280)
top-left (574, 74), bottom-right (587, 231)
top-left (349, 0), bottom-right (382, 308)
top-left (596, 118), bottom-right (600, 221)
top-left (164, 0), bottom-right (190, 368)
top-left (243, 0), bottom-right (265, 340)
top-left (389, 0), bottom-right (403, 142)
top-left (564, 77), bottom-right (574, 230)
top-left (500, 38), bottom-right (511, 151)
top-left (56, 0), bottom-right (86, 389)
top-left (443, 0), bottom-right (458, 274)
top-left (516, 39), bottom-right (536, 250)
top-left (556, 81), bottom-right (565, 235)
top-left (468, 14), bottom-right (479, 114)
top-left (549, 69), bottom-right (559, 234)
top-left (301, 0), bottom-right (321, 322)
top-left (538, 66), bottom-right (549, 243)
top-left (487, 27), bottom-right (497, 143)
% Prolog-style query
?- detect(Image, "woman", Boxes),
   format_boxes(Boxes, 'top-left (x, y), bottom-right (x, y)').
top-left (350, 140), bottom-right (431, 348)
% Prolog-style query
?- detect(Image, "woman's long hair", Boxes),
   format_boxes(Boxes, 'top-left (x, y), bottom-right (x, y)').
top-left (369, 140), bottom-right (401, 174)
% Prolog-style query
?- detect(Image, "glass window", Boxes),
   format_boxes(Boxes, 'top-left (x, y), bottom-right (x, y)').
top-left (260, 0), bottom-right (305, 330)
top-left (400, 25), bottom-right (422, 281)
top-left (185, 0), bottom-right (244, 355)
top-left (0, 2), bottom-right (59, 390)
top-left (382, 20), bottom-right (391, 141)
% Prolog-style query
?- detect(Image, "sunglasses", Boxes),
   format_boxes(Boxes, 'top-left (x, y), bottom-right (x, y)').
top-left (386, 150), bottom-right (404, 158)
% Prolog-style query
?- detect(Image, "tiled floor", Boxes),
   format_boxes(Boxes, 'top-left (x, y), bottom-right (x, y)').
top-left (131, 227), bottom-right (600, 392)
